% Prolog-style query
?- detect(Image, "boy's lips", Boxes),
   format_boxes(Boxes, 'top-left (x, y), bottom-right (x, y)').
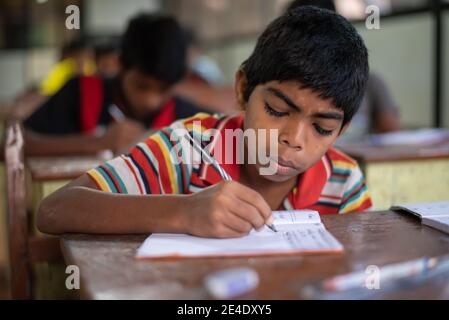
top-left (270, 157), bottom-right (300, 175)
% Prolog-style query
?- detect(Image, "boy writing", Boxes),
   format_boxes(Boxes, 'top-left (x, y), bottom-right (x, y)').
top-left (37, 7), bottom-right (372, 238)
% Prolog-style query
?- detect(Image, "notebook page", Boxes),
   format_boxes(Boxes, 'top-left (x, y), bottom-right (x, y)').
top-left (136, 219), bottom-right (343, 259)
top-left (422, 216), bottom-right (449, 234)
top-left (272, 210), bottom-right (321, 226)
top-left (392, 201), bottom-right (449, 218)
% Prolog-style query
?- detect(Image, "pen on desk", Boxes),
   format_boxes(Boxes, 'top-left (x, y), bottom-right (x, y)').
top-left (183, 132), bottom-right (277, 233)
top-left (109, 104), bottom-right (126, 122)
top-left (321, 254), bottom-right (449, 292)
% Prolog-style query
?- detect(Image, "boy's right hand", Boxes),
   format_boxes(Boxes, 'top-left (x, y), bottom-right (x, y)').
top-left (184, 181), bottom-right (273, 238)
top-left (102, 120), bottom-right (146, 154)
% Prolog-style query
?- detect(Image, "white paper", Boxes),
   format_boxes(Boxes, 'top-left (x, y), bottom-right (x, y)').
top-left (392, 201), bottom-right (449, 235)
top-left (136, 210), bottom-right (343, 258)
top-left (392, 201), bottom-right (449, 218)
top-left (272, 210), bottom-right (321, 225)
top-left (422, 216), bottom-right (449, 234)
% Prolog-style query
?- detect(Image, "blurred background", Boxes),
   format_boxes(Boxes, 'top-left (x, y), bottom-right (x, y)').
top-left (0, 0), bottom-right (448, 127)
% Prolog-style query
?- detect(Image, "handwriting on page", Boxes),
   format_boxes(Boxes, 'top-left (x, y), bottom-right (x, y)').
top-left (136, 210), bottom-right (344, 259)
top-left (282, 226), bottom-right (343, 250)
top-left (273, 210), bottom-right (321, 225)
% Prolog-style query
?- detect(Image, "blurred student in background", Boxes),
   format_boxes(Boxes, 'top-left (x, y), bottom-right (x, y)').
top-left (24, 14), bottom-right (206, 156)
top-left (39, 39), bottom-right (96, 97)
top-left (287, 0), bottom-right (401, 139)
top-left (5, 40), bottom-right (95, 121)
top-left (173, 28), bottom-right (236, 113)
top-left (94, 39), bottom-right (120, 79)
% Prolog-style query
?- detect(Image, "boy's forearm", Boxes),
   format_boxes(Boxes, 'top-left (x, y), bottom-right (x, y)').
top-left (37, 186), bottom-right (190, 235)
top-left (24, 130), bottom-right (107, 156)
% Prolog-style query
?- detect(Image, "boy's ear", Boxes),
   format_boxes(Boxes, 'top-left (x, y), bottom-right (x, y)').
top-left (234, 69), bottom-right (247, 108)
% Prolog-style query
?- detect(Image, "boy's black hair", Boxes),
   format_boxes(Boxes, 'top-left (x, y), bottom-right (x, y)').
top-left (120, 13), bottom-right (187, 86)
top-left (286, 0), bottom-right (335, 12)
top-left (241, 6), bottom-right (368, 126)
top-left (61, 39), bottom-right (89, 60)
top-left (94, 38), bottom-right (119, 61)
top-left (183, 27), bottom-right (199, 48)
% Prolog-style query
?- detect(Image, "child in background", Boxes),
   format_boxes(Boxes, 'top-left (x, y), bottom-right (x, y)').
top-left (24, 14), bottom-right (206, 156)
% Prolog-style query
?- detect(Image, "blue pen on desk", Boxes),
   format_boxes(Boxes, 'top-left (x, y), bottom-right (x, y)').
top-left (184, 132), bottom-right (277, 233)
top-left (205, 267), bottom-right (259, 299)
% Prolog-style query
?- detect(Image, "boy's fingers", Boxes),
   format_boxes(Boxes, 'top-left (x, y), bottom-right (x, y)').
top-left (228, 197), bottom-right (266, 230)
top-left (215, 225), bottom-right (246, 239)
top-left (232, 183), bottom-right (272, 220)
top-left (221, 212), bottom-right (253, 234)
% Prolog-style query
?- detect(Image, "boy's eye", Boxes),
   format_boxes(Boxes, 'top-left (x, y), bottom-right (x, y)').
top-left (313, 123), bottom-right (334, 136)
top-left (264, 102), bottom-right (289, 117)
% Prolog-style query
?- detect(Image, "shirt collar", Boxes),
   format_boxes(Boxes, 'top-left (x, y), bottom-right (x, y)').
top-left (199, 112), bottom-right (332, 209)
top-left (200, 112), bottom-right (244, 184)
top-left (287, 154), bottom-right (332, 209)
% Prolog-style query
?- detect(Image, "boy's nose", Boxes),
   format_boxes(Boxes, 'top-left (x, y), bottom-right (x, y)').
top-left (279, 123), bottom-right (305, 151)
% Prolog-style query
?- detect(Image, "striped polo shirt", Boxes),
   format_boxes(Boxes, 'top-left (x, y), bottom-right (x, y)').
top-left (87, 112), bottom-right (372, 214)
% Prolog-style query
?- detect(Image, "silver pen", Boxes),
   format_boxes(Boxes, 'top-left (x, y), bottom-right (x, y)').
top-left (184, 132), bottom-right (277, 233)
top-left (108, 104), bottom-right (126, 122)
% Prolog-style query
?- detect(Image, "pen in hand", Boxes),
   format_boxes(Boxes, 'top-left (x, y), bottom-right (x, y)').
top-left (108, 104), bottom-right (126, 122)
top-left (184, 132), bottom-right (278, 233)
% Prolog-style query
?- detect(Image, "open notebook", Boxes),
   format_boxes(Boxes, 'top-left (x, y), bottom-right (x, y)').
top-left (391, 201), bottom-right (449, 234)
top-left (136, 210), bottom-right (343, 259)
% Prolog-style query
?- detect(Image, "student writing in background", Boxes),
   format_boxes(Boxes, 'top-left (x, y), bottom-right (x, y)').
top-left (39, 39), bottom-right (96, 97)
top-left (173, 29), bottom-right (237, 113)
top-left (24, 14), bottom-right (206, 156)
top-left (4, 40), bottom-right (95, 121)
top-left (93, 39), bottom-right (121, 79)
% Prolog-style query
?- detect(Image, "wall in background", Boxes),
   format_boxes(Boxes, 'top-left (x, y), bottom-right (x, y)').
top-left (356, 14), bottom-right (433, 129)
top-left (206, 38), bottom-right (257, 86)
top-left (85, 0), bottom-right (160, 36)
top-left (0, 51), bottom-right (26, 102)
top-left (0, 48), bottom-right (57, 102)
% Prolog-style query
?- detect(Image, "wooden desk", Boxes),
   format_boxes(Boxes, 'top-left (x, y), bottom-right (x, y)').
top-left (338, 139), bottom-right (449, 210)
top-left (61, 211), bottom-right (449, 300)
top-left (27, 156), bottom-right (105, 211)
top-left (25, 156), bottom-right (105, 299)
top-left (27, 156), bottom-right (105, 181)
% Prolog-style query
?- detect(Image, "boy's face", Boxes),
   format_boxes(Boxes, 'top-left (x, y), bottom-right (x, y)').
top-left (121, 68), bottom-right (172, 118)
top-left (237, 72), bottom-right (348, 183)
